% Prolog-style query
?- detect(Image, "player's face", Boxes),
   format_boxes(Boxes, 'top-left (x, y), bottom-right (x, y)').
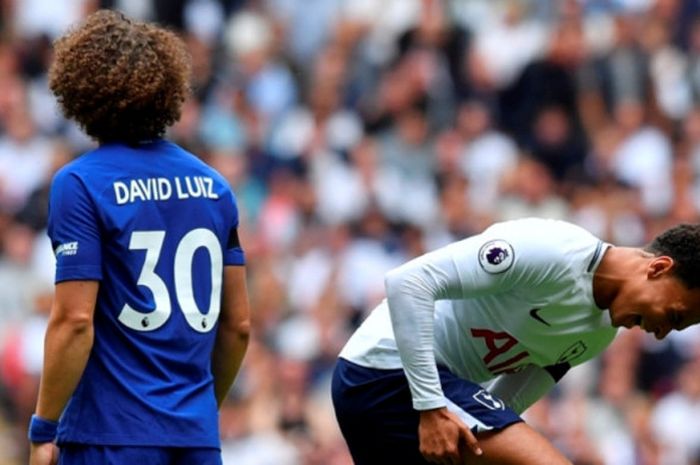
top-left (610, 259), bottom-right (700, 339)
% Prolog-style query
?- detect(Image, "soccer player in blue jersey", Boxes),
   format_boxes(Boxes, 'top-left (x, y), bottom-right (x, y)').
top-left (28, 10), bottom-right (251, 465)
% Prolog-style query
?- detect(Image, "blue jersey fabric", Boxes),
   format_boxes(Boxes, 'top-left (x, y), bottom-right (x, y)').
top-left (58, 444), bottom-right (222, 465)
top-left (47, 140), bottom-right (245, 447)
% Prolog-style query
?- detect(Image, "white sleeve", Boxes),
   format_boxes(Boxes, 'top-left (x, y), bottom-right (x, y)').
top-left (485, 365), bottom-right (557, 414)
top-left (384, 245), bottom-right (467, 411)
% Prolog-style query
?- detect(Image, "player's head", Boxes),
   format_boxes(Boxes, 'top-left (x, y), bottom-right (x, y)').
top-left (611, 224), bottom-right (700, 339)
top-left (49, 10), bottom-right (190, 144)
top-left (645, 224), bottom-right (700, 290)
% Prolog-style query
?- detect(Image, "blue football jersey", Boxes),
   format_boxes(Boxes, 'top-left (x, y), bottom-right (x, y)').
top-left (47, 140), bottom-right (245, 447)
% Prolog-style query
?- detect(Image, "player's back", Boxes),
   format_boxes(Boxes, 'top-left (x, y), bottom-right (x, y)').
top-left (48, 140), bottom-right (243, 447)
top-left (340, 218), bottom-right (616, 383)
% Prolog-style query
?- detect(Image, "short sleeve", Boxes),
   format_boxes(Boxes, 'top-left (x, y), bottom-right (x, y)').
top-left (222, 188), bottom-right (245, 266)
top-left (47, 168), bottom-right (103, 282)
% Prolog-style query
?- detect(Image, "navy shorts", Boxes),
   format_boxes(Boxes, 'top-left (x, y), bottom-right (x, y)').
top-left (331, 358), bottom-right (522, 465)
top-left (58, 444), bottom-right (222, 465)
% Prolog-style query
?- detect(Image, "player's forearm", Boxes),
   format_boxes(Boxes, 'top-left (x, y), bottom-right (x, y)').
top-left (385, 247), bottom-right (466, 411)
top-left (385, 265), bottom-right (447, 411)
top-left (212, 266), bottom-right (251, 407)
top-left (211, 323), bottom-right (249, 407)
top-left (35, 318), bottom-right (94, 420)
top-left (34, 281), bottom-right (98, 422)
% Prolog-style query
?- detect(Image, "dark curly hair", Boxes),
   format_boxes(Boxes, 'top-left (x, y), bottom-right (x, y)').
top-left (49, 10), bottom-right (190, 144)
top-left (645, 224), bottom-right (700, 289)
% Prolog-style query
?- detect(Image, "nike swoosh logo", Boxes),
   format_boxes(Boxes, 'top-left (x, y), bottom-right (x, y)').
top-left (529, 308), bottom-right (551, 326)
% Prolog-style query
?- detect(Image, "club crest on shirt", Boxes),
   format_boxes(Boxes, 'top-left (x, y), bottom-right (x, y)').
top-left (556, 341), bottom-right (587, 364)
top-left (478, 240), bottom-right (514, 274)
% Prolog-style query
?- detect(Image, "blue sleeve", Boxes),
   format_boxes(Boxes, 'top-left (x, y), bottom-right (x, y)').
top-left (47, 168), bottom-right (103, 282)
top-left (223, 188), bottom-right (245, 266)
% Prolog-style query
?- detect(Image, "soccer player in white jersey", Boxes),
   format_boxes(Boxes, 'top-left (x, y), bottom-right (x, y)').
top-left (332, 218), bottom-right (700, 465)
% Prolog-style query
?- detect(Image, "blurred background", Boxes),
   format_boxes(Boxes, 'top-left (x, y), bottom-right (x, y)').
top-left (1, 0), bottom-right (700, 464)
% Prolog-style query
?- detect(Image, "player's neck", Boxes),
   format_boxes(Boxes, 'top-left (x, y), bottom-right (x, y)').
top-left (592, 247), bottom-right (647, 309)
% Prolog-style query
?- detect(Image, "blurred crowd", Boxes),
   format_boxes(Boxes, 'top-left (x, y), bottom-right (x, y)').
top-left (1, 0), bottom-right (700, 464)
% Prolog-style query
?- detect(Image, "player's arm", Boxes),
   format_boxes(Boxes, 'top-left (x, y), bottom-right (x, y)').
top-left (385, 248), bottom-right (463, 410)
top-left (385, 243), bottom-right (486, 461)
top-left (211, 265), bottom-right (250, 408)
top-left (30, 168), bottom-right (101, 464)
top-left (31, 279), bottom-right (98, 448)
top-left (385, 235), bottom-right (519, 409)
top-left (386, 232), bottom-right (532, 461)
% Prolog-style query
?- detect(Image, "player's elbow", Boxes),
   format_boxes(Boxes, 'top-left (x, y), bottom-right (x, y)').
top-left (384, 266), bottom-right (413, 296)
top-left (49, 311), bottom-right (94, 337)
top-left (384, 268), bottom-right (399, 293)
top-left (50, 281), bottom-right (98, 334)
top-left (232, 319), bottom-right (251, 342)
top-left (220, 316), bottom-right (251, 342)
top-left (385, 263), bottom-right (435, 298)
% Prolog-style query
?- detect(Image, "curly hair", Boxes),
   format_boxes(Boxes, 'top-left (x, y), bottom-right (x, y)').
top-left (49, 10), bottom-right (191, 144)
top-left (645, 224), bottom-right (700, 289)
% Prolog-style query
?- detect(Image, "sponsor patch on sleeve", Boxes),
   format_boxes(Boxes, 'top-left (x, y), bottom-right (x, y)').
top-left (55, 241), bottom-right (79, 257)
top-left (478, 240), bottom-right (514, 274)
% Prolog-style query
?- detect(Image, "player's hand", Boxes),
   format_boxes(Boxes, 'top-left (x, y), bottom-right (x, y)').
top-left (418, 407), bottom-right (482, 465)
top-left (29, 442), bottom-right (58, 465)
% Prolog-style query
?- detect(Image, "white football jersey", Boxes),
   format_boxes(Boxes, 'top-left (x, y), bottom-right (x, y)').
top-left (340, 218), bottom-right (618, 412)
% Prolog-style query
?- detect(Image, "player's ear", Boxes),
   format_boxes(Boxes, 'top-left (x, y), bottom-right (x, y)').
top-left (648, 256), bottom-right (674, 279)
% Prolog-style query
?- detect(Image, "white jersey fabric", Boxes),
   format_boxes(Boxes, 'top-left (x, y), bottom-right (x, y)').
top-left (339, 218), bottom-right (618, 413)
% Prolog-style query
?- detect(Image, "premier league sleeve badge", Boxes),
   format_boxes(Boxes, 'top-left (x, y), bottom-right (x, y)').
top-left (478, 240), bottom-right (515, 274)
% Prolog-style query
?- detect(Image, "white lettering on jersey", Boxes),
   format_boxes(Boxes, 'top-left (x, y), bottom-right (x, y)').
top-left (118, 228), bottom-right (222, 333)
top-left (174, 176), bottom-right (219, 200)
top-left (56, 241), bottom-right (79, 257)
top-left (478, 240), bottom-right (514, 274)
top-left (113, 177), bottom-right (219, 204)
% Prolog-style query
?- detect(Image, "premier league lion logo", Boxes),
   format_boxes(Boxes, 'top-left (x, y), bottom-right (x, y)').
top-left (478, 240), bottom-right (514, 273)
top-left (486, 247), bottom-right (509, 265)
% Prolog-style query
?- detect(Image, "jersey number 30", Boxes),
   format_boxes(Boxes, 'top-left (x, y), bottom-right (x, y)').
top-left (118, 229), bottom-right (222, 333)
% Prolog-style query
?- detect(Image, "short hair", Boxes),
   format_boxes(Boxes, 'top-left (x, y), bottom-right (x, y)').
top-left (645, 224), bottom-right (700, 289)
top-left (49, 10), bottom-right (191, 144)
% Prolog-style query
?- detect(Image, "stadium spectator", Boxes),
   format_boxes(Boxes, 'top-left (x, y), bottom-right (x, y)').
top-left (454, 98), bottom-right (519, 217)
top-left (0, 101), bottom-right (54, 213)
top-left (650, 357), bottom-right (700, 465)
top-left (610, 98), bottom-right (674, 216)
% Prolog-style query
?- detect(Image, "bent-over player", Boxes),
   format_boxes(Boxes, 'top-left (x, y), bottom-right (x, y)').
top-left (333, 218), bottom-right (700, 465)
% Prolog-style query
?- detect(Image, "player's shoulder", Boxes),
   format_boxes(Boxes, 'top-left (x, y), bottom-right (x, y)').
top-left (476, 218), bottom-right (603, 272)
top-left (484, 218), bottom-right (599, 247)
top-left (162, 141), bottom-right (231, 185)
top-left (52, 142), bottom-right (130, 179)
top-left (50, 146), bottom-right (100, 187)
